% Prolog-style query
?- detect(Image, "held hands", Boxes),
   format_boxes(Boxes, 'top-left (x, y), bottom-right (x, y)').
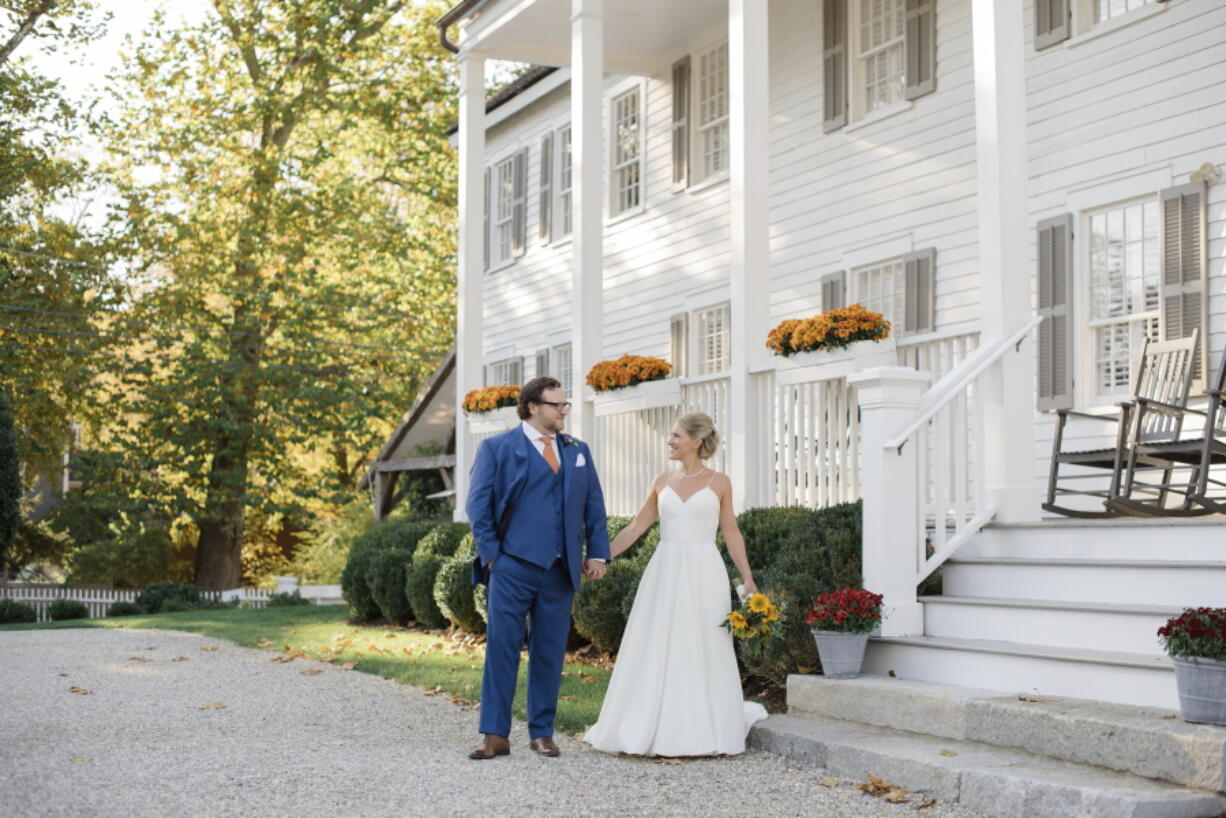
top-left (583, 559), bottom-right (607, 580)
top-left (742, 577), bottom-right (758, 596)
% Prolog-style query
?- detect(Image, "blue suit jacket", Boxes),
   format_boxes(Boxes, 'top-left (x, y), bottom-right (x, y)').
top-left (466, 426), bottom-right (610, 591)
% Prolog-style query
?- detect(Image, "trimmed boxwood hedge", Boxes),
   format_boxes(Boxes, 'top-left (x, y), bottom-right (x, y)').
top-left (405, 522), bottom-right (470, 628)
top-left (341, 518), bottom-right (435, 623)
top-left (107, 601), bottom-right (142, 617)
top-left (0, 598), bottom-right (36, 624)
top-left (48, 599), bottom-right (89, 621)
top-left (135, 582), bottom-right (201, 614)
top-left (433, 536), bottom-right (484, 633)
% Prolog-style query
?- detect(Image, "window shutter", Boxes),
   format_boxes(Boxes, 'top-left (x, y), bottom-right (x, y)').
top-left (672, 56), bottom-right (691, 190)
top-left (822, 0), bottom-right (848, 132)
top-left (669, 313), bottom-right (689, 379)
top-left (1160, 182), bottom-right (1207, 383)
top-left (1034, 0), bottom-right (1070, 51)
top-left (904, 0), bottom-right (936, 100)
top-left (820, 271), bottom-right (846, 311)
top-left (511, 356), bottom-right (524, 385)
top-left (511, 148), bottom-right (528, 257)
top-left (535, 348), bottom-right (550, 379)
top-left (538, 133), bottom-right (553, 241)
top-left (483, 168), bottom-right (491, 272)
top-left (902, 248), bottom-right (936, 336)
top-left (1036, 214), bottom-right (1074, 411)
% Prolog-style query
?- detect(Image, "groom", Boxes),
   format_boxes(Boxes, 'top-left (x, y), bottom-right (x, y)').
top-left (466, 376), bottom-right (610, 760)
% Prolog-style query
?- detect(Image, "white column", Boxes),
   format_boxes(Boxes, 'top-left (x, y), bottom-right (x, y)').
top-left (570, 0), bottom-right (604, 443)
top-left (454, 52), bottom-right (486, 522)
top-left (728, 0), bottom-right (770, 510)
top-left (973, 0), bottom-right (1037, 523)
top-left (849, 367), bottom-right (930, 637)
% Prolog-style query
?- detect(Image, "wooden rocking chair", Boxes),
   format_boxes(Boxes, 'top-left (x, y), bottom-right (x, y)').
top-left (1043, 331), bottom-right (1199, 518)
top-left (1108, 345), bottom-right (1226, 517)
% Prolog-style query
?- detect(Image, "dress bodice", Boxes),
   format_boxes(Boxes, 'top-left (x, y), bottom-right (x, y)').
top-left (657, 485), bottom-right (720, 545)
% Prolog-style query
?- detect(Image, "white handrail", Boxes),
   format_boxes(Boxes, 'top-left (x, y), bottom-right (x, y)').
top-left (885, 315), bottom-right (1041, 451)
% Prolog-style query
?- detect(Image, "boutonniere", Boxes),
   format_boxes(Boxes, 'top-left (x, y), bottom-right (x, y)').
top-left (559, 433), bottom-right (579, 448)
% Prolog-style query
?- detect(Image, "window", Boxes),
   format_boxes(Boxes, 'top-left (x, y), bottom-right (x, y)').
top-left (852, 249), bottom-right (935, 336)
top-left (697, 43), bottom-right (729, 180)
top-left (485, 150), bottom-right (527, 269)
top-left (558, 126), bottom-right (573, 237)
top-left (1036, 0), bottom-right (1162, 49)
top-left (611, 89), bottom-right (642, 216)
top-left (485, 356), bottom-right (523, 387)
top-left (855, 258), bottom-right (905, 327)
top-left (696, 303), bottom-right (731, 375)
top-left (492, 156), bottom-right (515, 265)
top-left (1092, 0), bottom-right (1156, 23)
top-left (856, 0), bottom-right (906, 116)
top-left (1086, 198), bottom-right (1161, 399)
top-left (552, 343), bottom-right (573, 397)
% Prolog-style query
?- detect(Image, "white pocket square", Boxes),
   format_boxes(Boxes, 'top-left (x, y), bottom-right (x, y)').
top-left (575, 453), bottom-right (587, 467)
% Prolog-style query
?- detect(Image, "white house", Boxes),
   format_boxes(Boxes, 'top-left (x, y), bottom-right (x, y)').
top-left (438, 0), bottom-right (1226, 713)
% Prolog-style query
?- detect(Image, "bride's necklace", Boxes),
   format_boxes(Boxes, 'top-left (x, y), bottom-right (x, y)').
top-left (678, 465), bottom-right (708, 479)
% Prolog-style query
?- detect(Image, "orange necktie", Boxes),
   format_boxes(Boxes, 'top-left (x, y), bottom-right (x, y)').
top-left (540, 436), bottom-right (560, 474)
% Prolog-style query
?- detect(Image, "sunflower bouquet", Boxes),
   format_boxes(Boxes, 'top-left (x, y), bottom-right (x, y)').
top-left (722, 592), bottom-right (782, 641)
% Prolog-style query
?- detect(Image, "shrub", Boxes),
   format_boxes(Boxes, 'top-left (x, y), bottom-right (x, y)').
top-left (135, 581), bottom-right (201, 614)
top-left (107, 601), bottom-right (142, 617)
top-left (159, 597), bottom-right (198, 613)
top-left (0, 598), bottom-right (36, 624)
top-left (473, 581), bottom-right (488, 624)
top-left (405, 524), bottom-right (470, 628)
top-left (722, 506), bottom-right (818, 580)
top-left (266, 590), bottom-right (311, 607)
top-left (366, 548), bottom-right (415, 625)
top-left (434, 538), bottom-right (484, 633)
top-left (48, 599), bottom-right (90, 621)
top-left (341, 518), bottom-right (435, 623)
top-left (573, 559), bottom-right (643, 654)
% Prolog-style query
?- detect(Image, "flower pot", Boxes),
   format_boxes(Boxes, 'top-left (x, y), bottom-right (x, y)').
top-left (466, 406), bottom-right (518, 435)
top-left (592, 377), bottom-right (683, 417)
top-left (811, 630), bottom-right (870, 679)
top-left (775, 337), bottom-right (897, 386)
top-left (1172, 655), bottom-right (1226, 726)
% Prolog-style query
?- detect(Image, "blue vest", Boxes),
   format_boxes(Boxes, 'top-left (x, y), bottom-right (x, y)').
top-left (501, 444), bottom-right (565, 568)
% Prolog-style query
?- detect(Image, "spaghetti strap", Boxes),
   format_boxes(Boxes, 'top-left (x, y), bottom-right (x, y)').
top-left (704, 469), bottom-right (717, 488)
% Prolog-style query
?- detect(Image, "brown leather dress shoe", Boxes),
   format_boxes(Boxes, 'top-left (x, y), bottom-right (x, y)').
top-left (528, 736), bottom-right (560, 757)
top-left (468, 734), bottom-right (510, 760)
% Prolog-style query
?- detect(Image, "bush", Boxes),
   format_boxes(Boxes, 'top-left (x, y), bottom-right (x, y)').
top-left (434, 537), bottom-right (484, 633)
top-left (722, 505), bottom-right (819, 580)
top-left (135, 581), bottom-right (201, 614)
top-left (48, 599), bottom-right (90, 621)
top-left (0, 598), bottom-right (36, 624)
top-left (159, 597), bottom-right (198, 613)
top-left (341, 518), bottom-right (435, 623)
top-left (107, 601), bottom-right (142, 617)
top-left (405, 524), bottom-right (470, 628)
top-left (573, 560), bottom-right (643, 654)
top-left (473, 581), bottom-right (488, 624)
top-left (266, 590), bottom-right (311, 607)
top-left (367, 548), bottom-right (415, 625)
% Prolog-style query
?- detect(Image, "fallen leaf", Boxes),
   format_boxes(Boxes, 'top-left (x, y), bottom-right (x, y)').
top-left (172, 656), bottom-right (188, 662)
top-left (888, 670), bottom-right (897, 678)
top-left (914, 797), bottom-right (938, 810)
top-left (856, 774), bottom-right (910, 804)
top-left (1162, 714), bottom-right (1177, 719)
top-left (559, 695), bottom-right (576, 702)
top-left (383, 632), bottom-right (397, 638)
top-left (199, 646), bottom-right (219, 652)
top-left (198, 701), bottom-right (227, 710)
top-left (581, 674), bottom-right (599, 683)
top-left (795, 666), bottom-right (813, 675)
top-left (67, 687), bottom-right (92, 695)
top-left (655, 758), bottom-right (684, 765)
top-left (819, 778), bottom-right (839, 788)
top-left (338, 661), bottom-right (356, 670)
top-left (271, 655), bottom-right (295, 663)
top-left (938, 749), bottom-right (957, 757)
top-left (884, 790), bottom-right (910, 804)
top-left (1017, 695), bottom-right (1056, 703)
top-left (129, 656), bottom-right (150, 662)
top-left (256, 638), bottom-right (274, 647)
top-left (447, 666), bottom-right (457, 673)
top-left (299, 669), bottom-right (322, 676)
top-left (69, 755), bottom-right (93, 763)
top-left (57, 673), bottom-right (68, 677)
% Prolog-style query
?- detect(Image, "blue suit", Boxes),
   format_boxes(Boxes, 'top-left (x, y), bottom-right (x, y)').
top-left (466, 425), bottom-right (610, 739)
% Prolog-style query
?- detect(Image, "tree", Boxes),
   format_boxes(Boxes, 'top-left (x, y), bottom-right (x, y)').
top-left (105, 0), bottom-right (457, 589)
top-left (0, 388), bottom-right (20, 576)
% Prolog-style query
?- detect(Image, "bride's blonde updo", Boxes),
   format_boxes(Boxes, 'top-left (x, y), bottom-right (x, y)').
top-left (676, 412), bottom-right (720, 460)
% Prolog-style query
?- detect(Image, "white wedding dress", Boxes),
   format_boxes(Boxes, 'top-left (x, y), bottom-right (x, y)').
top-left (583, 480), bottom-right (769, 756)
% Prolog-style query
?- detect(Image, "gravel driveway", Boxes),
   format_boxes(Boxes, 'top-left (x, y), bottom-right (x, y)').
top-left (1, 628), bottom-right (989, 818)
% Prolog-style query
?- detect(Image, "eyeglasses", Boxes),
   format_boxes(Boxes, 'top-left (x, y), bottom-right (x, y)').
top-left (537, 400), bottom-right (573, 412)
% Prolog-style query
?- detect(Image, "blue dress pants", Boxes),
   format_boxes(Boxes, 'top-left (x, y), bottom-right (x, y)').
top-left (478, 554), bottom-right (574, 739)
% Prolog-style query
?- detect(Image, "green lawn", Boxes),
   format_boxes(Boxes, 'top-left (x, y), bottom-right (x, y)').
top-left (0, 605), bottom-right (611, 735)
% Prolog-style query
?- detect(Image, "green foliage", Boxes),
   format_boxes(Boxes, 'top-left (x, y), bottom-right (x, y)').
top-left (433, 537), bottom-right (483, 634)
top-left (367, 547), bottom-right (414, 625)
top-left (134, 581), bottom-right (201, 614)
top-left (724, 506), bottom-right (819, 579)
top-left (404, 523), bottom-right (470, 627)
top-left (0, 598), bottom-right (36, 624)
top-left (106, 601), bottom-right (142, 617)
top-left (1159, 608), bottom-right (1226, 661)
top-left (0, 389), bottom-right (19, 576)
top-left (473, 581), bottom-right (488, 625)
top-left (289, 498), bottom-right (374, 585)
top-left (47, 598), bottom-right (88, 621)
top-left (573, 560), bottom-right (643, 654)
top-left (341, 518), bottom-right (434, 623)
top-left (266, 590), bottom-right (311, 608)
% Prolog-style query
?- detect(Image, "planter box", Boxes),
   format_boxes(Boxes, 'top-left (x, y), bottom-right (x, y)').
top-left (466, 406), bottom-right (519, 435)
top-left (592, 377), bottom-right (683, 417)
top-left (775, 337), bottom-right (897, 386)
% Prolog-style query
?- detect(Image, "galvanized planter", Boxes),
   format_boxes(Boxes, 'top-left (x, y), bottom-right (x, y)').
top-left (811, 630), bottom-right (870, 679)
top-left (1172, 655), bottom-right (1226, 726)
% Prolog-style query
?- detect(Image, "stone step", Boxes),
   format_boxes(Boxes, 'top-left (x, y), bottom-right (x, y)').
top-left (749, 713), bottom-right (1226, 818)
top-left (863, 634), bottom-right (1178, 709)
top-left (785, 674), bottom-right (1226, 792)
top-left (921, 595), bottom-right (1180, 655)
top-left (967, 519), bottom-right (1226, 562)
top-left (940, 558), bottom-right (1226, 607)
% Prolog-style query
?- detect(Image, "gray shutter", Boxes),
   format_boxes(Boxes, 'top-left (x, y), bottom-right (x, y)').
top-left (511, 148), bottom-right (528, 257)
top-left (672, 56), bottom-right (691, 191)
top-left (1037, 214), bottom-right (1074, 411)
top-left (1160, 182), bottom-right (1207, 383)
top-left (904, 0), bottom-right (936, 100)
top-left (822, 0), bottom-right (847, 132)
top-left (669, 313), bottom-right (688, 379)
top-left (820, 271), bottom-right (846, 311)
top-left (482, 167), bottom-right (491, 272)
top-left (902, 248), bottom-right (936, 336)
top-left (535, 348), bottom-right (550, 379)
top-left (1034, 0), bottom-right (1070, 51)
top-left (510, 356), bottom-right (524, 385)
top-left (538, 133), bottom-right (553, 242)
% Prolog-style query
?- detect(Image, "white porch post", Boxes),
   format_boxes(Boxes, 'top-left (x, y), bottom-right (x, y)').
top-left (850, 367), bottom-right (930, 637)
top-left (972, 0), bottom-right (1037, 523)
top-left (728, 0), bottom-right (770, 510)
top-left (454, 52), bottom-right (486, 522)
top-left (570, 0), bottom-right (604, 444)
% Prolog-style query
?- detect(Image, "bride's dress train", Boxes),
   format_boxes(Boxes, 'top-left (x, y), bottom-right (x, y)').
top-left (583, 483), bottom-right (768, 756)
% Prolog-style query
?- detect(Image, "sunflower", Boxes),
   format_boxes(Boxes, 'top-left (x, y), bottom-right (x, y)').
top-left (748, 593), bottom-right (771, 614)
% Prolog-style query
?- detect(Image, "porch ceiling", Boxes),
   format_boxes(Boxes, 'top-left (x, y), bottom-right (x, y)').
top-left (458, 0), bottom-right (728, 75)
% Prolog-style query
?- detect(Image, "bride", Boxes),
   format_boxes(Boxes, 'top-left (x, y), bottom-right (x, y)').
top-left (583, 412), bottom-right (768, 756)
